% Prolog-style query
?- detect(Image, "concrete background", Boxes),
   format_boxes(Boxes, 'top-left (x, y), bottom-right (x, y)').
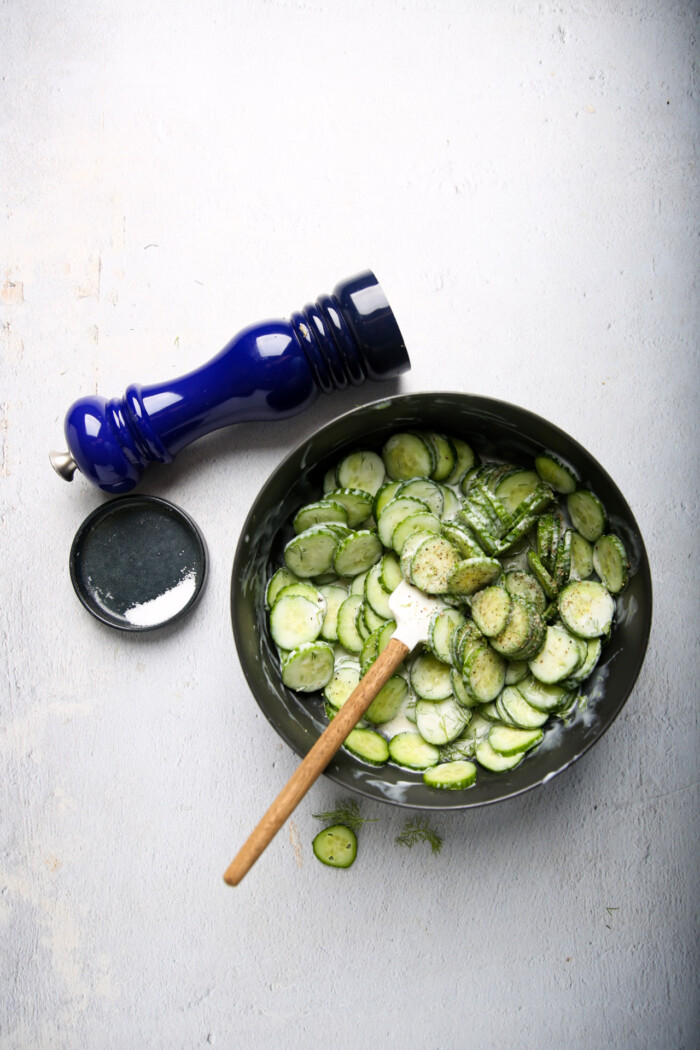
top-left (1, 1), bottom-right (698, 1047)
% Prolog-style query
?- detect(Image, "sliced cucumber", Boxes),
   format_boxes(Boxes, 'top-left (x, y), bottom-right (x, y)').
top-left (471, 585), bottom-right (512, 637)
top-left (324, 487), bottom-right (374, 527)
top-left (444, 436), bottom-right (477, 485)
top-left (567, 489), bottom-right (607, 543)
top-left (408, 535), bottom-right (462, 595)
top-left (377, 496), bottom-right (430, 548)
top-left (293, 499), bottom-right (349, 533)
top-left (324, 661), bottom-right (361, 709)
top-left (335, 593), bottom-right (365, 654)
top-left (280, 641), bottom-right (335, 691)
top-left (528, 625), bottom-right (585, 684)
top-left (489, 725), bottom-right (544, 756)
top-left (425, 432), bottom-right (458, 482)
top-left (365, 675), bottom-right (408, 724)
top-left (504, 570), bottom-right (546, 614)
top-left (535, 453), bottom-right (578, 494)
top-left (423, 759), bottom-right (477, 790)
top-left (380, 551), bottom-right (403, 592)
top-left (336, 449), bottom-right (386, 496)
top-left (312, 824), bottom-right (357, 868)
top-left (592, 534), bottom-right (629, 593)
top-left (495, 469), bottom-right (540, 515)
top-left (343, 727), bottom-right (390, 765)
top-left (382, 432), bottom-right (436, 480)
top-left (388, 731), bottom-right (440, 770)
top-left (558, 580), bottom-right (615, 638)
top-left (429, 607), bottom-right (467, 665)
top-left (410, 651), bottom-right (454, 700)
top-left (364, 561), bottom-right (393, 619)
top-left (498, 685), bottom-right (549, 728)
top-left (270, 593), bottom-right (324, 649)
top-left (570, 531), bottom-right (594, 580)
top-left (516, 674), bottom-right (571, 712)
top-left (447, 556), bottom-right (502, 597)
top-left (415, 697), bottom-right (470, 745)
top-left (391, 510), bottom-right (442, 554)
top-left (265, 566), bottom-right (299, 608)
top-left (475, 736), bottom-right (524, 772)
top-left (396, 477), bottom-right (445, 517)
top-left (373, 480), bottom-right (402, 520)
top-left (333, 529), bottom-right (383, 577)
top-left (284, 526), bottom-right (339, 578)
top-left (462, 643), bottom-right (506, 703)
top-left (441, 519), bottom-right (485, 559)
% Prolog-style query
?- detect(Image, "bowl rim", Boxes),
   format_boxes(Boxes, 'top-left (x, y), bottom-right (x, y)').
top-left (231, 391), bottom-right (653, 810)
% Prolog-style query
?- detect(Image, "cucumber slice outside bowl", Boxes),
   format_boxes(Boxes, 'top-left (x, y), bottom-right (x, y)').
top-left (230, 393), bottom-right (652, 812)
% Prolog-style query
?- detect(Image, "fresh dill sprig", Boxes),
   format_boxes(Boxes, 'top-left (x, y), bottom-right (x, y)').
top-left (395, 817), bottom-right (443, 855)
top-left (312, 798), bottom-right (378, 832)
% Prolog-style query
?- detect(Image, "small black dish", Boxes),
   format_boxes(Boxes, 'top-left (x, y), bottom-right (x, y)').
top-left (70, 495), bottom-right (207, 631)
top-left (231, 392), bottom-right (653, 811)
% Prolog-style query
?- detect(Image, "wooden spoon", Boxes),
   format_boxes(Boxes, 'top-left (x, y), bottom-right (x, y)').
top-left (223, 580), bottom-right (445, 886)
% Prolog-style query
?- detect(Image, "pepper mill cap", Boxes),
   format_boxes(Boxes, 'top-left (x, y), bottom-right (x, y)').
top-left (332, 270), bottom-right (410, 382)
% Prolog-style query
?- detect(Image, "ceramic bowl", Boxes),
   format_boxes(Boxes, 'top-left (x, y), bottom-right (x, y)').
top-left (230, 392), bottom-right (652, 810)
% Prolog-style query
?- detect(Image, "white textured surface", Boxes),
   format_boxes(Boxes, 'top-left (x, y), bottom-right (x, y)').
top-left (1, 2), bottom-right (698, 1047)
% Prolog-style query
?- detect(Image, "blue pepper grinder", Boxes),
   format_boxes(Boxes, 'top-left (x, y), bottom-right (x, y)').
top-left (50, 269), bottom-right (409, 494)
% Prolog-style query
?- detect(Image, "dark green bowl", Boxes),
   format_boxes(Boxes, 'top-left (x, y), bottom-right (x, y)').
top-left (230, 393), bottom-right (652, 810)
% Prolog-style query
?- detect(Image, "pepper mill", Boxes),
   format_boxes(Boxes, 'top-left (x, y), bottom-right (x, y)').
top-left (50, 269), bottom-right (409, 494)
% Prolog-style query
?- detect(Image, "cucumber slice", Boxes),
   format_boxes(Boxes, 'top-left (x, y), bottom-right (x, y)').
top-left (450, 620), bottom-right (484, 671)
top-left (335, 593), bottom-right (365, 653)
top-left (265, 566), bottom-right (299, 608)
top-left (293, 499), bottom-right (349, 533)
top-left (425, 432), bottom-right (458, 482)
top-left (284, 526), bottom-right (339, 578)
top-left (439, 712), bottom-right (490, 759)
top-left (592, 534), bottom-right (629, 593)
top-left (409, 535), bottom-right (462, 594)
top-left (410, 651), bottom-right (454, 700)
top-left (558, 580), bottom-right (615, 638)
top-left (380, 551), bottom-right (403, 592)
top-left (324, 487), bottom-right (374, 527)
top-left (322, 466), bottom-right (338, 493)
top-left (364, 561), bottom-right (393, 619)
top-left (570, 531), bottom-right (594, 580)
top-left (504, 659), bottom-right (529, 685)
top-left (396, 477), bottom-right (445, 517)
top-left (318, 583), bottom-right (348, 642)
top-left (444, 436), bottom-right (477, 485)
top-left (312, 824), bottom-right (357, 868)
top-left (361, 599), bottom-right (387, 634)
top-left (536, 513), bottom-right (557, 572)
top-left (388, 731), bottom-right (440, 770)
top-left (526, 550), bottom-right (558, 600)
top-left (489, 725), bottom-right (544, 756)
top-left (423, 759), bottom-right (477, 790)
top-left (475, 736), bottom-right (524, 772)
top-left (528, 625), bottom-right (585, 684)
top-left (471, 585), bottom-right (512, 637)
top-left (553, 528), bottom-right (573, 589)
top-left (440, 520), bottom-right (484, 560)
top-left (391, 510), bottom-right (442, 554)
top-left (269, 593), bottom-right (324, 649)
top-left (498, 685), bottom-right (549, 728)
top-left (274, 581), bottom-right (326, 610)
top-left (447, 556), bottom-right (502, 597)
top-left (350, 571), bottom-right (369, 595)
top-left (333, 529), bottom-right (383, 577)
top-left (373, 480), bottom-right (402, 520)
top-left (494, 469), bottom-right (540, 515)
top-left (504, 570), bottom-right (546, 614)
top-left (377, 496), bottom-right (429, 548)
top-left (416, 697), bottom-right (469, 745)
top-left (280, 641), bottom-right (335, 691)
top-left (462, 643), bottom-right (506, 703)
top-left (490, 596), bottom-right (538, 657)
top-left (343, 727), bottom-right (390, 765)
top-left (562, 637), bottom-right (602, 686)
top-left (382, 432), bottom-right (436, 480)
top-left (429, 607), bottom-right (467, 665)
top-left (567, 489), bottom-right (607, 543)
top-left (459, 505), bottom-right (499, 555)
top-left (365, 675), bottom-right (408, 724)
top-left (336, 450), bottom-right (386, 496)
top-left (535, 453), bottom-right (578, 494)
top-left (516, 674), bottom-right (571, 712)
top-left (451, 666), bottom-right (481, 708)
top-left (324, 661), bottom-right (361, 709)
top-left (439, 485), bottom-right (461, 519)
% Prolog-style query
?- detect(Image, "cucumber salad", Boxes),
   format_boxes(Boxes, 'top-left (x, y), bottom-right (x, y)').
top-left (264, 429), bottom-right (631, 791)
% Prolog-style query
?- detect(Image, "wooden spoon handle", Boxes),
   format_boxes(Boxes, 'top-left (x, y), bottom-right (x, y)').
top-left (223, 635), bottom-right (409, 886)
